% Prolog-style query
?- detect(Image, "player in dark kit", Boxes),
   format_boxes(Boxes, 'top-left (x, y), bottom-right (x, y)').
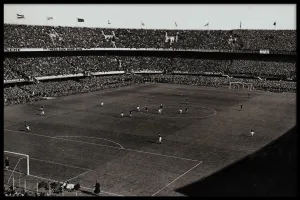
top-left (160, 104), bottom-right (163, 109)
top-left (145, 106), bottom-right (149, 112)
top-left (240, 105), bottom-right (243, 110)
top-left (129, 110), bottom-right (132, 117)
top-left (186, 97), bottom-right (189, 103)
top-left (185, 108), bottom-right (188, 114)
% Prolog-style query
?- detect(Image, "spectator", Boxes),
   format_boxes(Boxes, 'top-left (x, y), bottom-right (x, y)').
top-left (94, 180), bottom-right (100, 195)
top-left (5, 157), bottom-right (9, 170)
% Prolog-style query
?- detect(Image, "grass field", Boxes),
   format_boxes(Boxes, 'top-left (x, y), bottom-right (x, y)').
top-left (4, 83), bottom-right (296, 196)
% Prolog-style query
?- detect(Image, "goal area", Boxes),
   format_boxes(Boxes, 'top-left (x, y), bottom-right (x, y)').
top-left (4, 151), bottom-right (30, 176)
top-left (229, 82), bottom-right (253, 91)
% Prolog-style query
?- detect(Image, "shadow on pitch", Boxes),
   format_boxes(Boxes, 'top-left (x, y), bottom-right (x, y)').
top-left (147, 140), bottom-right (158, 144)
top-left (175, 126), bottom-right (297, 197)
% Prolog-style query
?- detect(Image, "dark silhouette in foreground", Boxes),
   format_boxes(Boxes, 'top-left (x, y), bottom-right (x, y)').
top-left (176, 126), bottom-right (297, 196)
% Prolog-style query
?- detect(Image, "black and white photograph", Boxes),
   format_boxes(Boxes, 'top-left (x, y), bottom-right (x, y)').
top-left (3, 4), bottom-right (297, 197)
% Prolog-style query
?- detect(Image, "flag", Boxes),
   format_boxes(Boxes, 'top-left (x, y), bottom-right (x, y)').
top-left (77, 18), bottom-right (84, 22)
top-left (273, 22), bottom-right (276, 26)
top-left (175, 22), bottom-right (177, 27)
top-left (108, 20), bottom-right (111, 24)
top-left (17, 14), bottom-right (25, 19)
top-left (141, 21), bottom-right (145, 26)
top-left (47, 17), bottom-right (53, 20)
top-left (204, 22), bottom-right (209, 27)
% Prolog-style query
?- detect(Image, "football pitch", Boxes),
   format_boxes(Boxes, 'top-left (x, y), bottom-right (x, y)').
top-left (4, 83), bottom-right (296, 196)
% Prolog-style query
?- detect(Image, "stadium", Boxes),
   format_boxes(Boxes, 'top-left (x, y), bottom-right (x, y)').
top-left (4, 4), bottom-right (297, 197)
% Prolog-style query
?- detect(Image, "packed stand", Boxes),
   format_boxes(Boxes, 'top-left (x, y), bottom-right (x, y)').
top-left (150, 74), bottom-right (296, 93)
top-left (4, 74), bottom-right (144, 106)
top-left (4, 24), bottom-right (296, 51)
top-left (4, 56), bottom-right (295, 80)
top-left (4, 56), bottom-right (123, 80)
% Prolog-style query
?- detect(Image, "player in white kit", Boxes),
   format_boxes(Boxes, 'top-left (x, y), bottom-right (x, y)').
top-left (25, 122), bottom-right (30, 132)
top-left (137, 105), bottom-right (140, 112)
top-left (158, 108), bottom-right (162, 114)
top-left (40, 106), bottom-right (45, 116)
top-left (100, 101), bottom-right (104, 106)
top-left (179, 108), bottom-right (183, 114)
top-left (158, 133), bottom-right (162, 144)
top-left (120, 112), bottom-right (124, 117)
top-left (250, 129), bottom-right (254, 136)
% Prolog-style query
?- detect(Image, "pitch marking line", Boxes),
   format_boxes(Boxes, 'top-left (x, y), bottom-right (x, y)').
top-left (66, 170), bottom-right (92, 182)
top-left (5, 129), bottom-right (122, 151)
top-left (124, 148), bottom-right (200, 162)
top-left (151, 161), bottom-right (202, 196)
top-left (54, 136), bottom-right (124, 149)
top-left (5, 129), bottom-right (200, 162)
top-left (30, 157), bottom-right (91, 171)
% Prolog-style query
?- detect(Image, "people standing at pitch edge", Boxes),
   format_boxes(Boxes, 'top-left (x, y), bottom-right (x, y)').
top-left (94, 180), bottom-right (100, 195)
top-left (5, 157), bottom-right (9, 170)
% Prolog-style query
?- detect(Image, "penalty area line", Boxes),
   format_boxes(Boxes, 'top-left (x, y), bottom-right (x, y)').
top-left (151, 161), bottom-right (202, 196)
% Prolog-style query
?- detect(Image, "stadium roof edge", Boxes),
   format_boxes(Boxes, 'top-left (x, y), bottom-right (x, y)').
top-left (3, 23), bottom-right (296, 31)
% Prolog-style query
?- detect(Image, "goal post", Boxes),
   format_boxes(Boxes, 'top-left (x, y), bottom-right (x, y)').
top-left (4, 151), bottom-right (30, 176)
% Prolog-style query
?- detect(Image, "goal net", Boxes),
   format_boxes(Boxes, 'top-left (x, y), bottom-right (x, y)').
top-left (229, 82), bottom-right (253, 91)
top-left (4, 151), bottom-right (30, 176)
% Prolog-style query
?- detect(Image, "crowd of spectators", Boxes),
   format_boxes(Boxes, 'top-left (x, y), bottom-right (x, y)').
top-left (4, 56), bottom-right (296, 80)
top-left (4, 74), bottom-right (144, 106)
top-left (4, 56), bottom-right (122, 80)
top-left (150, 74), bottom-right (296, 93)
top-left (4, 180), bottom-right (81, 197)
top-left (4, 186), bottom-right (50, 197)
top-left (4, 24), bottom-right (296, 51)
